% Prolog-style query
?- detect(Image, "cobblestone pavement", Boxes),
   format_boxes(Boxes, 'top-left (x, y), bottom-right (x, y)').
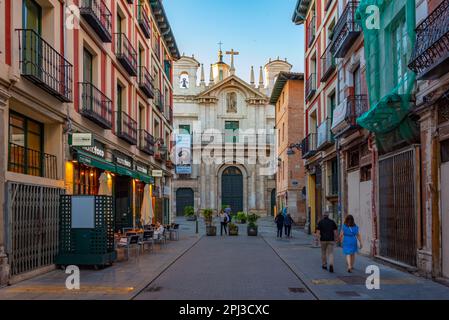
top-left (1, 217), bottom-right (449, 300)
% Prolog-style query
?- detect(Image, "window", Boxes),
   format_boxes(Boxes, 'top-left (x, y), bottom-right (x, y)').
top-left (353, 65), bottom-right (361, 95)
top-left (225, 121), bottom-right (239, 143)
top-left (442, 139), bottom-right (449, 163)
top-left (8, 112), bottom-right (44, 177)
top-left (154, 118), bottom-right (160, 139)
top-left (348, 148), bottom-right (360, 169)
top-left (360, 165), bottom-right (372, 182)
top-left (179, 125), bottom-right (191, 134)
top-left (179, 72), bottom-right (189, 89)
top-left (23, 0), bottom-right (41, 33)
top-left (392, 17), bottom-right (408, 94)
top-left (83, 48), bottom-right (93, 83)
top-left (73, 164), bottom-right (100, 195)
top-left (328, 92), bottom-right (336, 124)
top-left (117, 84), bottom-right (123, 113)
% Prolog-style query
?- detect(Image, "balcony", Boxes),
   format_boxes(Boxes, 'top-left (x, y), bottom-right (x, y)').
top-left (153, 39), bottom-right (161, 61)
top-left (331, 94), bottom-right (369, 135)
top-left (327, 174), bottom-right (338, 198)
top-left (330, 1), bottom-right (361, 58)
top-left (154, 89), bottom-right (164, 112)
top-left (138, 66), bottom-right (154, 98)
top-left (155, 145), bottom-right (167, 163)
top-left (321, 44), bottom-right (336, 82)
top-left (307, 15), bottom-right (316, 47)
top-left (317, 117), bottom-right (335, 150)
top-left (139, 129), bottom-right (155, 155)
top-left (114, 33), bottom-right (137, 76)
top-left (137, 5), bottom-right (151, 39)
top-left (17, 29), bottom-right (73, 102)
top-left (306, 73), bottom-right (317, 101)
top-left (79, 0), bottom-right (112, 42)
top-left (8, 142), bottom-right (57, 180)
top-left (79, 82), bottom-right (113, 129)
top-left (300, 133), bottom-right (317, 159)
top-left (409, 0), bottom-right (449, 80)
top-left (116, 111), bottom-right (138, 145)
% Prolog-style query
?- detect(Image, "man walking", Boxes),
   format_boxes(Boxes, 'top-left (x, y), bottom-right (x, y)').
top-left (275, 211), bottom-right (285, 238)
top-left (316, 211), bottom-right (338, 273)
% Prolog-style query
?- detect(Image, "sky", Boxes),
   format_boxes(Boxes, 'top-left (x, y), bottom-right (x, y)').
top-left (163, 0), bottom-right (305, 83)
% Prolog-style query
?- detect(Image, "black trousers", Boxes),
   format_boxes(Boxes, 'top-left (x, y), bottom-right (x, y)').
top-left (285, 225), bottom-right (292, 237)
top-left (221, 222), bottom-right (228, 235)
top-left (277, 225), bottom-right (283, 238)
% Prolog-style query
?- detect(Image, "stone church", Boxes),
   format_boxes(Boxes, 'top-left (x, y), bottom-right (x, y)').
top-left (172, 49), bottom-right (292, 217)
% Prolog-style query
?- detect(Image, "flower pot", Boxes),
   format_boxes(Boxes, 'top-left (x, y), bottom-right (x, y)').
top-left (206, 226), bottom-right (217, 236)
top-left (186, 215), bottom-right (197, 221)
top-left (229, 228), bottom-right (239, 236)
top-left (247, 225), bottom-right (258, 236)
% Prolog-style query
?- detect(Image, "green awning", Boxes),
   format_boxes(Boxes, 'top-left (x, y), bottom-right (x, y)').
top-left (138, 173), bottom-right (154, 185)
top-left (116, 165), bottom-right (139, 179)
top-left (76, 151), bottom-right (116, 172)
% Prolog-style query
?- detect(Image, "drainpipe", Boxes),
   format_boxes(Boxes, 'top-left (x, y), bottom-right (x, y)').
top-left (336, 138), bottom-right (342, 233)
top-left (368, 134), bottom-right (378, 256)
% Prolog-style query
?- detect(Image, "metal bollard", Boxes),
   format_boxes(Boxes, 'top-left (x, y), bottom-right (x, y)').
top-left (195, 219), bottom-right (198, 234)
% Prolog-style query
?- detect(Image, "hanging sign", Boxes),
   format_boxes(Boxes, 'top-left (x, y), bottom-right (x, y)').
top-left (113, 151), bottom-right (133, 168)
top-left (70, 133), bottom-right (93, 147)
top-left (175, 134), bottom-right (192, 174)
top-left (152, 170), bottom-right (163, 177)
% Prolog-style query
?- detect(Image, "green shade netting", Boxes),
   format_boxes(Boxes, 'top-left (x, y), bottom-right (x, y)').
top-left (355, 0), bottom-right (417, 139)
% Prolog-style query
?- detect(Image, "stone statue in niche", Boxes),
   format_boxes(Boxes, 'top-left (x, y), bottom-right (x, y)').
top-left (226, 92), bottom-right (237, 113)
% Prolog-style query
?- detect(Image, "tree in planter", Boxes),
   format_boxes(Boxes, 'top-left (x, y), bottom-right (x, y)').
top-left (203, 209), bottom-right (216, 236)
top-left (236, 212), bottom-right (247, 224)
top-left (247, 214), bottom-right (260, 236)
top-left (184, 206), bottom-right (196, 220)
top-left (228, 222), bottom-right (239, 236)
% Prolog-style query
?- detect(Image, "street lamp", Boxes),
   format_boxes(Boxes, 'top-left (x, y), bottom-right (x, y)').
top-left (287, 143), bottom-right (302, 156)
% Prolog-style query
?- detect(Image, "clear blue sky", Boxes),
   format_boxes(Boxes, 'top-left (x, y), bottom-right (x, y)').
top-left (163, 0), bottom-right (305, 82)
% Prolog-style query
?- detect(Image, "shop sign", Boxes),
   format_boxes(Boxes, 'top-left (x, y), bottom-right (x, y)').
top-left (175, 134), bottom-right (192, 174)
top-left (70, 133), bottom-right (93, 147)
top-left (176, 166), bottom-right (192, 175)
top-left (114, 152), bottom-right (133, 168)
top-left (152, 170), bottom-right (163, 177)
top-left (135, 163), bottom-right (149, 175)
top-left (81, 140), bottom-right (105, 159)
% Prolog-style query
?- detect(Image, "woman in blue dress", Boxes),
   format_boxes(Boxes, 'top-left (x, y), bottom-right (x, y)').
top-left (339, 215), bottom-right (362, 273)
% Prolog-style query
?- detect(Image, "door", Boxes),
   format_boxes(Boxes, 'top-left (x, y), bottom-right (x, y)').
top-left (271, 189), bottom-right (276, 216)
top-left (441, 140), bottom-right (449, 278)
top-left (222, 166), bottom-right (243, 214)
top-left (22, 0), bottom-right (42, 77)
top-left (176, 188), bottom-right (194, 217)
top-left (114, 175), bottom-right (132, 232)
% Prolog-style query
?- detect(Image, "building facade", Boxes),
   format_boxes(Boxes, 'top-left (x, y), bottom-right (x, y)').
top-left (172, 52), bottom-right (292, 217)
top-left (0, 0), bottom-right (179, 285)
top-left (270, 72), bottom-right (307, 225)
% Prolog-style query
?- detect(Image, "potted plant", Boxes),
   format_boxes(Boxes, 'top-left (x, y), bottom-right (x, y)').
top-left (203, 209), bottom-right (216, 236)
top-left (247, 214), bottom-right (259, 236)
top-left (228, 222), bottom-right (239, 236)
top-left (236, 212), bottom-right (247, 224)
top-left (184, 206), bottom-right (196, 221)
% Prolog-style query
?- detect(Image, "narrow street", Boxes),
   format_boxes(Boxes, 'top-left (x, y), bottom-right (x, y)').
top-left (1, 218), bottom-right (449, 300)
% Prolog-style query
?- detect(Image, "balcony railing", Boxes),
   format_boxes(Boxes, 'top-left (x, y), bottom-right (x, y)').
top-left (330, 1), bottom-right (361, 58)
top-left (307, 15), bottom-right (316, 47)
top-left (137, 5), bottom-right (151, 39)
top-left (332, 94), bottom-right (369, 135)
top-left (317, 117), bottom-right (335, 150)
top-left (139, 129), bottom-right (155, 155)
top-left (321, 44), bottom-right (336, 82)
top-left (17, 29), bottom-right (73, 102)
top-left (138, 66), bottom-right (154, 98)
top-left (153, 39), bottom-right (161, 61)
top-left (116, 111), bottom-right (138, 145)
top-left (8, 142), bottom-right (57, 180)
top-left (409, 0), bottom-right (449, 80)
top-left (114, 33), bottom-right (137, 76)
top-left (300, 133), bottom-right (318, 159)
top-left (306, 73), bottom-right (317, 101)
top-left (79, 82), bottom-right (112, 129)
top-left (154, 89), bottom-right (164, 112)
top-left (79, 0), bottom-right (112, 42)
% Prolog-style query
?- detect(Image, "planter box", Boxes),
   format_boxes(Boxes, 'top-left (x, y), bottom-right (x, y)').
top-left (229, 226), bottom-right (239, 236)
top-left (206, 226), bottom-right (217, 236)
top-left (247, 226), bottom-right (258, 236)
top-left (186, 216), bottom-right (197, 221)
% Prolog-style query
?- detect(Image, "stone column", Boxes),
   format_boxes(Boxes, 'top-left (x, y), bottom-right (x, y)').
top-left (0, 86), bottom-right (11, 285)
top-left (205, 164), bottom-right (211, 208)
top-left (248, 165), bottom-right (256, 211)
top-left (200, 163), bottom-right (206, 210)
top-left (256, 166), bottom-right (265, 212)
top-left (210, 165), bottom-right (216, 212)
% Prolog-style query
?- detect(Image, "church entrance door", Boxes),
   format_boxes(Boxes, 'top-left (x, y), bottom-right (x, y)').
top-left (221, 166), bottom-right (243, 214)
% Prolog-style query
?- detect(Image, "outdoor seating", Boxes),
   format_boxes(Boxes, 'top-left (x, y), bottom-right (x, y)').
top-left (139, 230), bottom-right (154, 253)
top-left (153, 229), bottom-right (167, 246)
top-left (169, 224), bottom-right (180, 241)
top-left (116, 235), bottom-right (140, 261)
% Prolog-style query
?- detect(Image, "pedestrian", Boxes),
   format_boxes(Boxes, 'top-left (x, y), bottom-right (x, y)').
top-left (282, 207), bottom-right (288, 236)
top-left (275, 212), bottom-right (285, 238)
top-left (219, 209), bottom-right (228, 236)
top-left (224, 206), bottom-right (232, 223)
top-left (339, 215), bottom-right (362, 273)
top-left (316, 211), bottom-right (338, 273)
top-left (284, 214), bottom-right (293, 238)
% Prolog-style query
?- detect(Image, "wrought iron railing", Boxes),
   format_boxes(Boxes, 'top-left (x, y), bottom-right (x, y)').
top-left (116, 111), bottom-right (138, 145)
top-left (114, 33), bottom-right (137, 76)
top-left (79, 82), bottom-right (112, 129)
top-left (330, 1), bottom-right (361, 58)
top-left (307, 15), bottom-right (316, 47)
top-left (347, 94), bottom-right (369, 126)
top-left (17, 29), bottom-right (73, 102)
top-left (409, 0), bottom-right (449, 79)
top-left (153, 38), bottom-right (161, 61)
top-left (321, 44), bottom-right (336, 82)
top-left (8, 142), bottom-right (57, 179)
top-left (154, 89), bottom-right (164, 112)
top-left (137, 4), bottom-right (151, 39)
top-left (139, 129), bottom-right (155, 155)
top-left (306, 73), bottom-right (317, 101)
top-left (138, 66), bottom-right (154, 98)
top-left (79, 0), bottom-right (112, 42)
top-left (300, 133), bottom-right (318, 159)
top-left (317, 117), bottom-right (335, 149)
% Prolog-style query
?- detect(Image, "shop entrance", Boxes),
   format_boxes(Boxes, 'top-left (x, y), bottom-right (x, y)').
top-left (115, 175), bottom-right (132, 232)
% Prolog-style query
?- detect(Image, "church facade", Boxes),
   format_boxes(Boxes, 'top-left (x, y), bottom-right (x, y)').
top-left (172, 50), bottom-right (292, 217)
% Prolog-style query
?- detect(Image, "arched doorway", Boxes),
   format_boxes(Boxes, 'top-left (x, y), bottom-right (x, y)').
top-left (221, 166), bottom-right (243, 213)
top-left (176, 188), bottom-right (194, 217)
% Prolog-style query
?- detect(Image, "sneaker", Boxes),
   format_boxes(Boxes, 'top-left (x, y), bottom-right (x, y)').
top-left (329, 266), bottom-right (334, 273)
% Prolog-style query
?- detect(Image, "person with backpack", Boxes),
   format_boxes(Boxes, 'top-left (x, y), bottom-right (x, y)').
top-left (219, 209), bottom-right (228, 236)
